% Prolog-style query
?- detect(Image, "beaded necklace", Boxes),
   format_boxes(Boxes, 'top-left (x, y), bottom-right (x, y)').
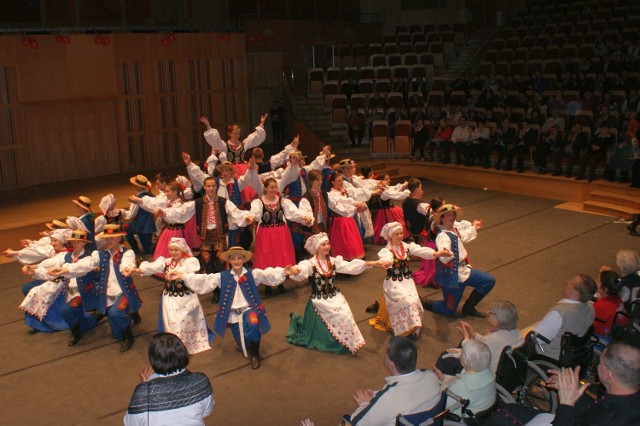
top-left (315, 254), bottom-right (333, 277)
top-left (389, 243), bottom-right (406, 260)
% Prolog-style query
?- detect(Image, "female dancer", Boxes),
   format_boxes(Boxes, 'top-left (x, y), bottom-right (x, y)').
top-left (137, 182), bottom-right (195, 260)
top-left (326, 172), bottom-right (366, 260)
top-left (200, 113), bottom-right (268, 204)
top-left (371, 175), bottom-right (410, 245)
top-left (370, 222), bottom-right (450, 338)
top-left (413, 196), bottom-right (445, 288)
top-left (124, 237), bottom-right (211, 354)
top-left (286, 233), bottom-right (386, 355)
top-left (250, 177), bottom-right (313, 295)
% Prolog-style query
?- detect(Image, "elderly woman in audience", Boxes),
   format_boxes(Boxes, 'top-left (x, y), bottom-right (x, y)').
top-left (434, 339), bottom-right (496, 417)
top-left (593, 269), bottom-right (624, 339)
top-left (435, 300), bottom-right (524, 375)
top-left (602, 249), bottom-right (640, 313)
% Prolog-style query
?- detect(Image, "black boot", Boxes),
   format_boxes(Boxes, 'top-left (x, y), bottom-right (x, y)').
top-left (119, 327), bottom-right (135, 352)
top-left (462, 290), bottom-right (487, 318)
top-left (277, 284), bottom-right (287, 295)
top-left (365, 300), bottom-right (380, 314)
top-left (68, 325), bottom-right (82, 347)
top-left (249, 340), bottom-right (261, 369)
top-left (264, 286), bottom-right (272, 297)
top-left (130, 311), bottom-right (142, 326)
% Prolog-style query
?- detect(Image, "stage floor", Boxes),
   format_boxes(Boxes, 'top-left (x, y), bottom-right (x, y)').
top-left (0, 176), bottom-right (635, 425)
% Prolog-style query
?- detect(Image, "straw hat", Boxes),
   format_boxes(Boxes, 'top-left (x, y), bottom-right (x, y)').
top-left (288, 151), bottom-right (307, 159)
top-left (129, 175), bottom-right (151, 190)
top-left (215, 161), bottom-right (235, 174)
top-left (338, 158), bottom-right (356, 169)
top-left (95, 224), bottom-right (127, 239)
top-left (219, 246), bottom-right (252, 263)
top-left (45, 219), bottom-right (69, 231)
top-left (71, 196), bottom-right (92, 211)
top-left (67, 230), bottom-right (91, 243)
top-left (433, 204), bottom-right (463, 225)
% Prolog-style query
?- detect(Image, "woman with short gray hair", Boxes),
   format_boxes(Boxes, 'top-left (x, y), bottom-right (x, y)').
top-left (435, 300), bottom-right (523, 375)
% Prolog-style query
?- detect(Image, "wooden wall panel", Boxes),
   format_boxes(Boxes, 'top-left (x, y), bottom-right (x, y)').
top-left (24, 101), bottom-right (119, 185)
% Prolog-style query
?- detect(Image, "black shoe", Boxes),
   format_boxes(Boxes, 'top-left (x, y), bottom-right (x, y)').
top-left (119, 328), bottom-right (134, 352)
top-left (278, 284), bottom-right (287, 295)
top-left (462, 304), bottom-right (486, 318)
top-left (28, 328), bottom-right (40, 335)
top-left (264, 286), bottom-right (272, 297)
top-left (365, 300), bottom-right (380, 314)
top-left (421, 297), bottom-right (434, 312)
top-left (68, 325), bottom-right (82, 347)
top-left (131, 311), bottom-right (142, 326)
top-left (249, 341), bottom-right (261, 369)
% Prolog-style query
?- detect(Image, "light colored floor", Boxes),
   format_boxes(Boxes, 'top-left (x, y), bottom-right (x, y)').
top-left (0, 177), bottom-right (634, 426)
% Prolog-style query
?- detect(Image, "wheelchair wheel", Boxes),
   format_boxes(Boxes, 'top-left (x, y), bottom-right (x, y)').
top-left (522, 360), bottom-right (558, 413)
top-left (495, 383), bottom-right (516, 405)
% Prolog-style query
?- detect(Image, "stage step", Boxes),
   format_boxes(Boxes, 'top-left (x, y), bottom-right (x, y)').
top-left (582, 200), bottom-right (639, 219)
top-left (589, 191), bottom-right (640, 210)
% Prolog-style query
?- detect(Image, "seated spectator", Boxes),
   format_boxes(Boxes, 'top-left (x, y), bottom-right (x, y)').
top-left (508, 121), bottom-right (538, 172)
top-left (347, 336), bottom-right (441, 425)
top-left (347, 109), bottom-right (365, 147)
top-left (468, 120), bottom-right (491, 167)
top-left (427, 118), bottom-right (452, 162)
top-left (411, 118), bottom-right (429, 161)
top-left (576, 124), bottom-right (615, 181)
top-left (533, 125), bottom-right (561, 174)
top-left (553, 123), bottom-right (587, 177)
top-left (436, 300), bottom-right (524, 375)
top-left (491, 119), bottom-right (516, 170)
top-left (606, 135), bottom-right (634, 183)
top-left (450, 116), bottom-right (472, 165)
top-left (434, 339), bottom-right (496, 417)
top-left (593, 104), bottom-right (617, 130)
top-left (124, 333), bottom-right (214, 426)
top-left (531, 274), bottom-right (597, 361)
top-left (603, 249), bottom-right (640, 313)
top-left (541, 108), bottom-right (565, 135)
top-left (487, 342), bottom-right (640, 425)
top-left (593, 269), bottom-right (624, 338)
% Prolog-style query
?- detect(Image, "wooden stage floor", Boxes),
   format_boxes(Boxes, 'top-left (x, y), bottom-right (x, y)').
top-left (0, 164), bottom-right (637, 425)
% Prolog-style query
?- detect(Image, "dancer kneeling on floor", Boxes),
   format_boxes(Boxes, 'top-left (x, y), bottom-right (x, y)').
top-left (422, 204), bottom-right (496, 318)
top-left (286, 233), bottom-right (387, 355)
top-left (166, 246), bottom-right (293, 369)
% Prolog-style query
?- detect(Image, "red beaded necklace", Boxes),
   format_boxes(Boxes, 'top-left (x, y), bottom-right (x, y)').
top-left (389, 243), bottom-right (405, 259)
top-left (315, 254), bottom-right (333, 277)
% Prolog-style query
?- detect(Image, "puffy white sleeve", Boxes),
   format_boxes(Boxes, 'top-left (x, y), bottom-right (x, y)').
top-left (181, 257), bottom-right (201, 274)
top-left (344, 182), bottom-right (372, 202)
top-left (162, 201), bottom-right (195, 224)
top-left (282, 198), bottom-right (313, 225)
top-left (435, 232), bottom-right (454, 264)
top-left (352, 175), bottom-right (379, 191)
top-left (242, 126), bottom-right (266, 150)
top-left (278, 163), bottom-right (300, 193)
top-left (186, 161), bottom-right (208, 192)
top-left (183, 272), bottom-right (221, 294)
top-left (305, 153), bottom-right (327, 171)
top-left (252, 267), bottom-right (287, 287)
top-left (225, 200), bottom-right (251, 227)
top-left (327, 190), bottom-right (357, 217)
top-left (298, 198), bottom-right (313, 220)
top-left (455, 220), bottom-right (478, 243)
top-left (333, 256), bottom-right (367, 275)
top-left (249, 199), bottom-right (263, 224)
top-left (288, 259), bottom-right (314, 282)
top-left (94, 215), bottom-right (107, 235)
top-left (406, 242), bottom-right (436, 260)
top-left (65, 251), bottom-right (100, 277)
top-left (32, 252), bottom-right (67, 280)
top-left (417, 202), bottom-right (431, 215)
top-left (138, 257), bottom-right (167, 275)
top-left (139, 195), bottom-right (167, 213)
top-left (203, 128), bottom-right (227, 153)
top-left (381, 184), bottom-right (410, 201)
top-left (377, 247), bottom-right (394, 264)
top-left (237, 167), bottom-right (262, 194)
top-left (15, 243), bottom-right (55, 265)
top-left (269, 143), bottom-right (296, 169)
